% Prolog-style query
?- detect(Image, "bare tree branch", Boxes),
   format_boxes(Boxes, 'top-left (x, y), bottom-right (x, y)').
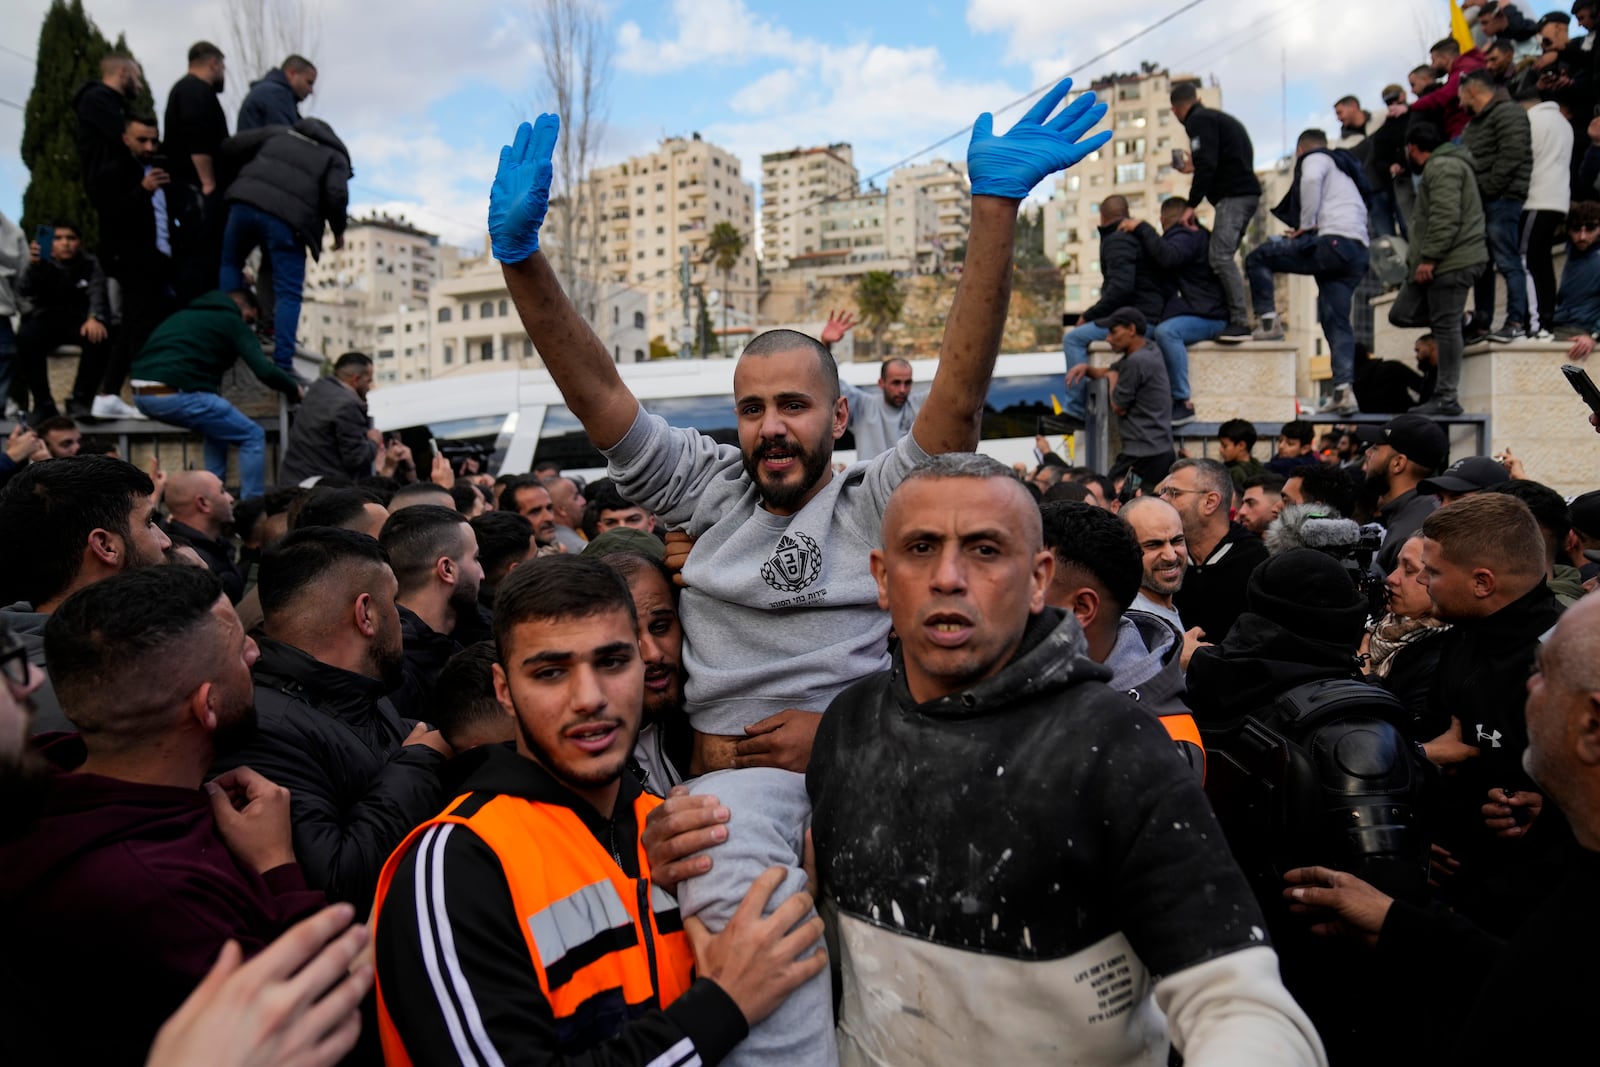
top-left (224, 0), bottom-right (322, 118)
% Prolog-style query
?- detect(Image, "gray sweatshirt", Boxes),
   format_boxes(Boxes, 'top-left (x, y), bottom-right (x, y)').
top-left (839, 380), bottom-right (919, 459)
top-left (605, 409), bottom-right (928, 734)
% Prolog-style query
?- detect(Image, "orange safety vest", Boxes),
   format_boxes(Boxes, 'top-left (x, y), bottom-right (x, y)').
top-left (372, 788), bottom-right (695, 1065)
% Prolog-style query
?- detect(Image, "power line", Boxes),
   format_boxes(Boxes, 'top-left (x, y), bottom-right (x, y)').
top-left (0, 44), bottom-right (36, 65)
top-left (0, 97), bottom-right (24, 111)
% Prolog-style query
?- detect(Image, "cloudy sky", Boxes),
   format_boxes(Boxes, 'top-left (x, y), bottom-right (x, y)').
top-left (3, 0), bottom-right (1454, 250)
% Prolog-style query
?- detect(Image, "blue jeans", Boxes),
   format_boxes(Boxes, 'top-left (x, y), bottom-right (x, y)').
top-left (1246, 232), bottom-right (1369, 387)
top-left (135, 391), bottom-right (267, 500)
top-left (1473, 197), bottom-right (1529, 327)
top-left (220, 203), bottom-right (306, 369)
top-left (1150, 316), bottom-right (1226, 402)
top-left (1062, 322), bottom-right (1109, 418)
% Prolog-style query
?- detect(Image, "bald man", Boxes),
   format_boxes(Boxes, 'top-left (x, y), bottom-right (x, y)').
top-left (164, 469), bottom-right (243, 602)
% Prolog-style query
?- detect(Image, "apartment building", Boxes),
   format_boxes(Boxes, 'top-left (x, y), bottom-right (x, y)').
top-left (760, 143), bottom-right (858, 269)
top-left (559, 133), bottom-right (757, 349)
top-left (893, 158), bottom-right (970, 253)
top-left (1041, 66), bottom-right (1222, 315)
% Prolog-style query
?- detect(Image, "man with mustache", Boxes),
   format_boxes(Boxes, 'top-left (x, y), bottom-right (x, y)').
top-left (494, 79), bottom-right (1110, 778)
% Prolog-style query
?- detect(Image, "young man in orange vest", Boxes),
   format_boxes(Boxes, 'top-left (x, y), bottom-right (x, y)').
top-left (372, 556), bottom-right (825, 1065)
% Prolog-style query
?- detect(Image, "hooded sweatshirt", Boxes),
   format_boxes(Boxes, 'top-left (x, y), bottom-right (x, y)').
top-left (1104, 610), bottom-right (1204, 779)
top-left (237, 67), bottom-right (302, 131)
top-left (0, 735), bottom-right (324, 1066)
top-left (0, 602), bottom-right (67, 734)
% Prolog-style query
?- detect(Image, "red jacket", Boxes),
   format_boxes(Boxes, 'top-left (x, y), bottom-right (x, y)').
top-left (1410, 50), bottom-right (1488, 140)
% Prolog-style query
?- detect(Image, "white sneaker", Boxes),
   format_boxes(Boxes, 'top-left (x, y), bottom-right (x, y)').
top-left (91, 394), bottom-right (149, 420)
top-left (1316, 383), bottom-right (1359, 416)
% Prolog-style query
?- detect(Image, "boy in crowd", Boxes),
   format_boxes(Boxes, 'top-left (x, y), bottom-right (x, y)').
top-left (1218, 417), bottom-right (1265, 491)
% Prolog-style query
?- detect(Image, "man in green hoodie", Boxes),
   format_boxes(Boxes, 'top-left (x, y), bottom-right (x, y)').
top-left (130, 290), bottom-right (303, 500)
top-left (1386, 121), bottom-right (1489, 418)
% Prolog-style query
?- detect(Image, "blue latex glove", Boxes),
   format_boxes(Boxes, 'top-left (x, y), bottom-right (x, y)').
top-left (489, 113), bottom-right (560, 264)
top-left (967, 79), bottom-right (1111, 200)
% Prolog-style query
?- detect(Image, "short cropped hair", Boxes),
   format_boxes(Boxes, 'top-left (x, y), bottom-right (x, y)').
top-left (380, 504), bottom-right (468, 594)
top-left (1170, 82), bottom-right (1199, 105)
top-left (1486, 480), bottom-right (1570, 546)
top-left (1296, 129), bottom-right (1330, 151)
top-left (1043, 480), bottom-right (1093, 503)
top-left (1431, 37), bottom-right (1462, 56)
top-left (493, 556), bottom-right (637, 665)
top-left (429, 642), bottom-right (505, 751)
top-left (1422, 493), bottom-right (1545, 578)
top-left (258, 526), bottom-right (391, 624)
top-left (1459, 69), bottom-right (1498, 93)
top-left (282, 54), bottom-right (316, 74)
top-left (1280, 419), bottom-right (1315, 445)
top-left (1335, 94), bottom-right (1361, 108)
top-left (1407, 120), bottom-right (1446, 153)
top-left (498, 474), bottom-right (547, 510)
top-left (1242, 472), bottom-right (1287, 494)
top-left (45, 566), bottom-right (224, 746)
top-left (0, 456), bottom-right (154, 607)
top-left (295, 487), bottom-right (381, 530)
top-left (333, 351), bottom-right (373, 376)
top-left (1218, 417), bottom-right (1257, 449)
top-left (472, 511), bottom-right (536, 583)
top-left (1039, 502), bottom-right (1143, 614)
top-left (741, 329), bottom-right (840, 404)
top-left (1286, 464), bottom-right (1355, 517)
top-left (1166, 457), bottom-right (1233, 503)
top-left (188, 41), bottom-right (223, 64)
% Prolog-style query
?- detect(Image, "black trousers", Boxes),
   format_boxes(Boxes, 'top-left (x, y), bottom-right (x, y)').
top-left (87, 253), bottom-right (174, 399)
top-left (1519, 209), bottom-right (1564, 334)
top-left (16, 311), bottom-right (109, 416)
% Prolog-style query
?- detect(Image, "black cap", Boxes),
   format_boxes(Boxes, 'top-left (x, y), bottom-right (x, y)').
top-left (1570, 489), bottom-right (1600, 540)
top-left (1538, 11), bottom-right (1571, 26)
top-left (1417, 455), bottom-right (1510, 496)
top-left (1093, 306), bottom-right (1148, 335)
top-left (1359, 414), bottom-right (1449, 472)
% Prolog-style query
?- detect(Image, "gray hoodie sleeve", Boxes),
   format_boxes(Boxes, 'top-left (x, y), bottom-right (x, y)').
top-left (603, 407), bottom-right (746, 533)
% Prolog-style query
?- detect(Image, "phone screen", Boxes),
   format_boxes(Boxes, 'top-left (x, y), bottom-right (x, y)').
top-left (34, 225), bottom-right (52, 262)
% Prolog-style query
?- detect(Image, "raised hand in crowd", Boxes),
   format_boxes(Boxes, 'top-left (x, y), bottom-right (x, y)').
top-left (145, 904), bottom-right (372, 1067)
top-left (819, 309), bottom-right (857, 347)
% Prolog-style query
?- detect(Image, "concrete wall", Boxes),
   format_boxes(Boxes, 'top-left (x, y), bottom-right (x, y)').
top-left (1088, 339), bottom-right (1303, 424)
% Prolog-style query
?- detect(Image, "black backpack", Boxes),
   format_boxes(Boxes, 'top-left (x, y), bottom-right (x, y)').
top-left (1206, 677), bottom-right (1431, 903)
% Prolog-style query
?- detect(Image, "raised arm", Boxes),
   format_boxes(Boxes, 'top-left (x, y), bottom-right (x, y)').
top-left (912, 79), bottom-right (1109, 454)
top-left (493, 116), bottom-right (642, 450)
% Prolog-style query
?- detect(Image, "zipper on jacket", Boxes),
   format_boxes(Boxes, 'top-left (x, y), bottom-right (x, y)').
top-left (637, 878), bottom-right (662, 1006)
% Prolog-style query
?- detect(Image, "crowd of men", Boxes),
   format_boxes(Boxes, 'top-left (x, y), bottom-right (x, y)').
top-left (1, 41), bottom-right (344, 491)
top-left (1068, 0), bottom-right (1600, 438)
top-left (3, 16), bottom-right (1600, 1067)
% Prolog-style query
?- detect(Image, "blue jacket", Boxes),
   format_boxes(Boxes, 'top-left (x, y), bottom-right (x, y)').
top-left (237, 69), bottom-right (301, 132)
top-left (1554, 242), bottom-right (1600, 334)
top-left (1131, 221), bottom-right (1228, 321)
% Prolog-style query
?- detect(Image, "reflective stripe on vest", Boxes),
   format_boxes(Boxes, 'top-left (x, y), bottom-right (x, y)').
top-left (372, 789), bottom-right (694, 1066)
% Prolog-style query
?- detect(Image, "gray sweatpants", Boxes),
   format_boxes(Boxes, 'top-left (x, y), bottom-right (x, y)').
top-left (677, 767), bottom-right (838, 1067)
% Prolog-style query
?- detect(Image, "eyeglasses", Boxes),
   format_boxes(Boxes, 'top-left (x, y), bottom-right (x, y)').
top-left (0, 628), bottom-right (30, 689)
top-left (1156, 486), bottom-right (1208, 500)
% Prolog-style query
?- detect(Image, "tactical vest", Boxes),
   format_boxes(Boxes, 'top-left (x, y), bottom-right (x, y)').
top-left (372, 789), bottom-right (694, 1064)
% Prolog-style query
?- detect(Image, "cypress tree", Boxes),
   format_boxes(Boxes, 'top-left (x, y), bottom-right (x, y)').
top-left (19, 0), bottom-right (152, 249)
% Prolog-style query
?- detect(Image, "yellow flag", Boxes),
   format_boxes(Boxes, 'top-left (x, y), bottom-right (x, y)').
top-left (1051, 394), bottom-right (1064, 415)
top-left (1448, 0), bottom-right (1475, 54)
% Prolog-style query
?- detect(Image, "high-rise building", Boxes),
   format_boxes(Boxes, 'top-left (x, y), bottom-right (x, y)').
top-left (558, 134), bottom-right (758, 351)
top-left (760, 144), bottom-right (858, 269)
top-left (800, 176), bottom-right (941, 279)
top-left (305, 214), bottom-right (442, 312)
top-left (893, 159), bottom-right (970, 254)
top-left (1042, 67), bottom-right (1222, 315)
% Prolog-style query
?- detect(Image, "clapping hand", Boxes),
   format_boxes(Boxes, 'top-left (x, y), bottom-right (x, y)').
top-left (967, 78), bottom-right (1111, 200)
top-left (489, 114), bottom-right (560, 264)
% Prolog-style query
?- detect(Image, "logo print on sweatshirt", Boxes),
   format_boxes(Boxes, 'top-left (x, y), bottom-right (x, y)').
top-left (1476, 724), bottom-right (1503, 749)
top-left (761, 532), bottom-right (822, 593)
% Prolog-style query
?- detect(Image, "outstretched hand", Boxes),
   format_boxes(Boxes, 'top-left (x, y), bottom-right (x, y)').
top-left (819, 309), bottom-right (857, 346)
top-left (967, 79), bottom-right (1111, 200)
top-left (489, 114), bottom-right (560, 264)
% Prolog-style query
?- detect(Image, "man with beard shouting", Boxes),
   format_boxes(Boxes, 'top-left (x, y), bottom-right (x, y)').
top-left (0, 566), bottom-right (327, 1065)
top-left (212, 526), bottom-right (450, 907)
top-left (493, 79), bottom-right (1110, 778)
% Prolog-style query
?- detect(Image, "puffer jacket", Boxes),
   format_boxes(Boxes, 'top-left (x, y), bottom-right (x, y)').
top-left (1408, 142), bottom-right (1489, 275)
top-left (211, 636), bottom-right (445, 907)
top-left (223, 118), bottom-right (350, 257)
top-left (1461, 95), bottom-right (1532, 201)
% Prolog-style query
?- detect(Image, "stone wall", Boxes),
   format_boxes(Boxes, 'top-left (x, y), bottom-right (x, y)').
top-left (1088, 339), bottom-right (1302, 424)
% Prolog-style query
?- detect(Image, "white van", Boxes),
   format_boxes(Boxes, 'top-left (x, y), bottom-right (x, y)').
top-left (367, 349), bottom-right (1072, 479)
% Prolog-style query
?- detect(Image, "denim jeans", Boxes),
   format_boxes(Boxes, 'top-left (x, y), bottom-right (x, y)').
top-left (1389, 262), bottom-right (1483, 404)
top-left (1473, 197), bottom-right (1529, 328)
top-left (1062, 322), bottom-right (1109, 417)
top-left (220, 203), bottom-right (306, 369)
top-left (1150, 315), bottom-right (1226, 402)
top-left (1209, 195), bottom-right (1258, 327)
top-left (134, 391), bottom-right (267, 499)
top-left (1368, 186), bottom-right (1406, 240)
top-left (1245, 231), bottom-right (1370, 386)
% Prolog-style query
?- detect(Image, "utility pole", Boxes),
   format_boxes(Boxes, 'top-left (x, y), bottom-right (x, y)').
top-left (679, 245), bottom-right (692, 360)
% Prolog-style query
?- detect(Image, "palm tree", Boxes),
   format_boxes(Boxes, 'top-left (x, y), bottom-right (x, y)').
top-left (706, 222), bottom-right (745, 353)
top-left (854, 271), bottom-right (905, 357)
